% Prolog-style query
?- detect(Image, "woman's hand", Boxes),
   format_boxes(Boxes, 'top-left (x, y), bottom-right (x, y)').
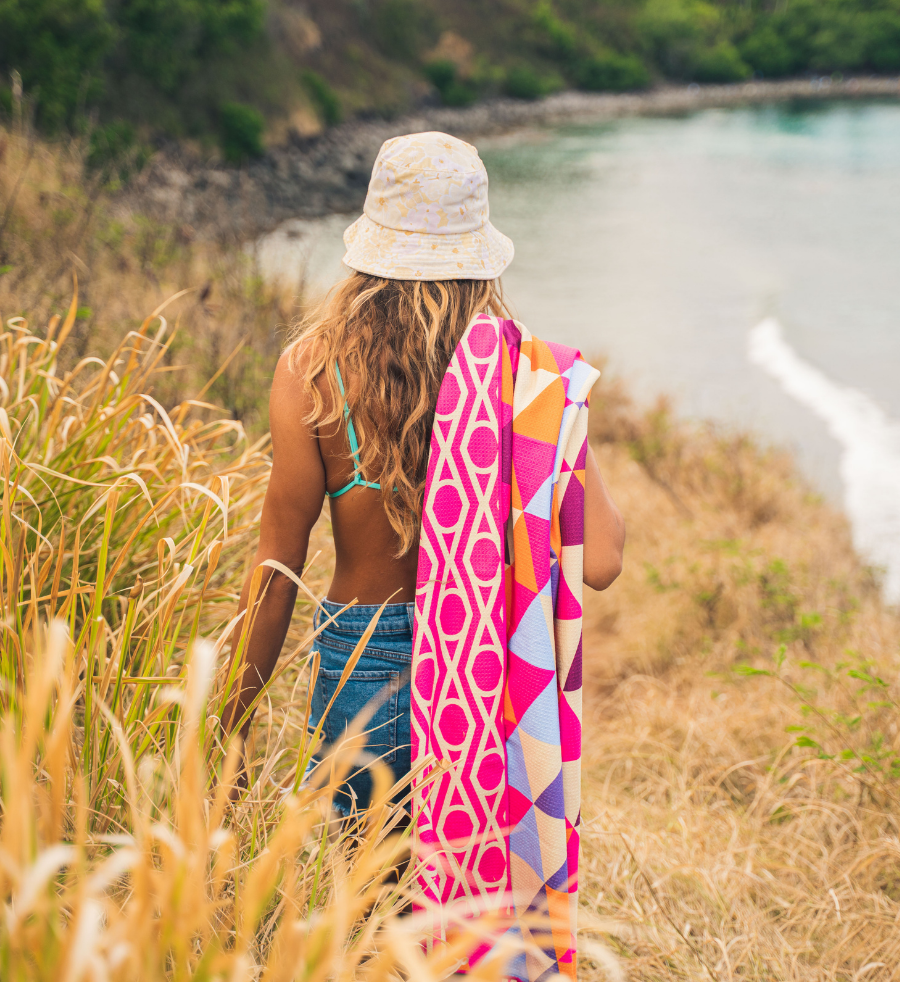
top-left (583, 442), bottom-right (625, 591)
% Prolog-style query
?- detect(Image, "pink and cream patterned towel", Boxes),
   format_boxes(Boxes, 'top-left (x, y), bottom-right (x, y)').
top-left (411, 314), bottom-right (599, 981)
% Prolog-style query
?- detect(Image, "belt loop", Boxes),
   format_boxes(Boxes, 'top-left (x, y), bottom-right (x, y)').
top-left (314, 600), bottom-right (326, 631)
top-left (407, 602), bottom-right (416, 636)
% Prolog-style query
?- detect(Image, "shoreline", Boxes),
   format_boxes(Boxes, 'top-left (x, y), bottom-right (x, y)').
top-left (128, 75), bottom-right (900, 241)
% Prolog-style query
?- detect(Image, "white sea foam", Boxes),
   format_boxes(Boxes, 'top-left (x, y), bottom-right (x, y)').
top-left (748, 318), bottom-right (900, 605)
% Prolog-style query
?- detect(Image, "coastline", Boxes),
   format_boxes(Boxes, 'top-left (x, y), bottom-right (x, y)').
top-left (233, 94), bottom-right (900, 605)
top-left (128, 75), bottom-right (900, 241)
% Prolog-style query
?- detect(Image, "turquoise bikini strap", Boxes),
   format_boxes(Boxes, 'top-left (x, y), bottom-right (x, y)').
top-left (329, 362), bottom-right (382, 497)
top-left (335, 363), bottom-right (363, 462)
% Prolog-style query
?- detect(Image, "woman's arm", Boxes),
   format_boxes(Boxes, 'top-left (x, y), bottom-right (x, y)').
top-left (223, 349), bottom-right (326, 740)
top-left (583, 442), bottom-right (625, 591)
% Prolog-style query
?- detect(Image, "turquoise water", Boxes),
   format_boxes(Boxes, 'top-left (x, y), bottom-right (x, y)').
top-left (478, 102), bottom-right (900, 489)
top-left (254, 100), bottom-right (900, 599)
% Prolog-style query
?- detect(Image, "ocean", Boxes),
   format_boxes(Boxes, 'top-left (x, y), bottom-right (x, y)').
top-left (252, 100), bottom-right (900, 602)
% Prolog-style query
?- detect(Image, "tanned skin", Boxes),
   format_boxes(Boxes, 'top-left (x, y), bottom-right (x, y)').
top-left (223, 344), bottom-right (625, 743)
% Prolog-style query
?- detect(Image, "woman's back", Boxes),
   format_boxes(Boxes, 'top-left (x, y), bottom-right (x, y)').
top-left (284, 273), bottom-right (507, 604)
top-left (316, 370), bottom-right (418, 604)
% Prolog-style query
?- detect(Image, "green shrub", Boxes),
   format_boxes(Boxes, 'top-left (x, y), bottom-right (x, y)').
top-left (302, 70), bottom-right (343, 126)
top-left (637, 0), bottom-right (755, 82)
top-left (638, 0), bottom-right (721, 79)
top-left (117, 0), bottom-right (265, 95)
top-left (218, 102), bottom-right (265, 163)
top-left (737, 1), bottom-right (900, 77)
top-left (441, 81), bottom-right (479, 108)
top-left (773, 0), bottom-right (819, 70)
top-left (424, 59), bottom-right (455, 93)
top-left (691, 41), bottom-right (751, 83)
top-left (372, 0), bottom-right (437, 62)
top-left (0, 0), bottom-right (266, 133)
top-left (532, 1), bottom-right (581, 67)
top-left (504, 65), bottom-right (545, 100)
top-left (866, 11), bottom-right (900, 71)
top-left (577, 52), bottom-right (650, 92)
top-left (423, 59), bottom-right (478, 107)
top-left (736, 649), bottom-right (900, 787)
top-left (807, 12), bottom-right (868, 72)
top-left (0, 0), bottom-right (113, 130)
top-left (87, 120), bottom-right (150, 185)
top-left (767, 0), bottom-right (867, 74)
top-left (740, 26), bottom-right (795, 78)
top-left (8, 0), bottom-right (900, 144)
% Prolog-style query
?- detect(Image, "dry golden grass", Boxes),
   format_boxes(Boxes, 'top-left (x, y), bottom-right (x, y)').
top-left (0, 123), bottom-right (297, 431)
top-left (577, 375), bottom-right (900, 981)
top-left (0, 293), bottom-right (524, 980)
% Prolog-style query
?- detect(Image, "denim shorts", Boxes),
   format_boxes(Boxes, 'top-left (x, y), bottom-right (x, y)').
top-left (309, 599), bottom-right (413, 816)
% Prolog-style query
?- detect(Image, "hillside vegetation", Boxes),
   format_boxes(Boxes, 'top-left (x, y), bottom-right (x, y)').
top-left (0, 124), bottom-right (292, 431)
top-left (3, 0), bottom-right (900, 159)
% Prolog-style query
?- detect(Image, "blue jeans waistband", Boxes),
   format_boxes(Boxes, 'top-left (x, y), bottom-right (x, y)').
top-left (314, 598), bottom-right (415, 637)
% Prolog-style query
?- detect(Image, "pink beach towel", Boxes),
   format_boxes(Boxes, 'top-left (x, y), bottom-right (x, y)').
top-left (411, 314), bottom-right (599, 981)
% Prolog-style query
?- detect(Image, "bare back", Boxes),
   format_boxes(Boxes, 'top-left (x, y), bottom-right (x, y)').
top-left (260, 348), bottom-right (418, 610)
top-left (318, 400), bottom-right (419, 605)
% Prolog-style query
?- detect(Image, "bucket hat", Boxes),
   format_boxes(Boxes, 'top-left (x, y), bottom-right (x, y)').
top-left (342, 131), bottom-right (514, 281)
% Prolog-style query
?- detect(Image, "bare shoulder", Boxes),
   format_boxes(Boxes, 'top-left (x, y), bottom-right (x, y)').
top-left (273, 337), bottom-right (312, 392)
top-left (270, 344), bottom-right (316, 440)
top-left (259, 342), bottom-right (326, 549)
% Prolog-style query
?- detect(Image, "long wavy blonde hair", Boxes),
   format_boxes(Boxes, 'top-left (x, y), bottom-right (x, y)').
top-left (288, 272), bottom-right (508, 555)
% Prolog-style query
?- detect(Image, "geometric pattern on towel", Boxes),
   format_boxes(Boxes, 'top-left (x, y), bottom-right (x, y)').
top-left (411, 313), bottom-right (599, 981)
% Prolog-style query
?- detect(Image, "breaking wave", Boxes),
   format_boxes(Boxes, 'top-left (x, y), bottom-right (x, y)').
top-left (749, 318), bottom-right (900, 605)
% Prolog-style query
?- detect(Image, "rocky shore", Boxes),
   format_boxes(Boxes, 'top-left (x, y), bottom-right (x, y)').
top-left (127, 75), bottom-right (900, 241)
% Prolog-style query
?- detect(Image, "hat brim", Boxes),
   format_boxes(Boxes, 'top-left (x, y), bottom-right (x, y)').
top-left (342, 214), bottom-right (514, 282)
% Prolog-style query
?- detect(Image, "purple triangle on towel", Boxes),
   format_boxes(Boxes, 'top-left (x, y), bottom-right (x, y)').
top-left (534, 769), bottom-right (565, 819)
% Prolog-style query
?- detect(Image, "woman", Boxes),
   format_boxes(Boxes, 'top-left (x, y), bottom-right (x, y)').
top-left (226, 131), bottom-right (624, 977)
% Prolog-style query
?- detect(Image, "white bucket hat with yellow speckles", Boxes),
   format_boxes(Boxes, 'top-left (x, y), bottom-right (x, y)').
top-left (342, 131), bottom-right (514, 281)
